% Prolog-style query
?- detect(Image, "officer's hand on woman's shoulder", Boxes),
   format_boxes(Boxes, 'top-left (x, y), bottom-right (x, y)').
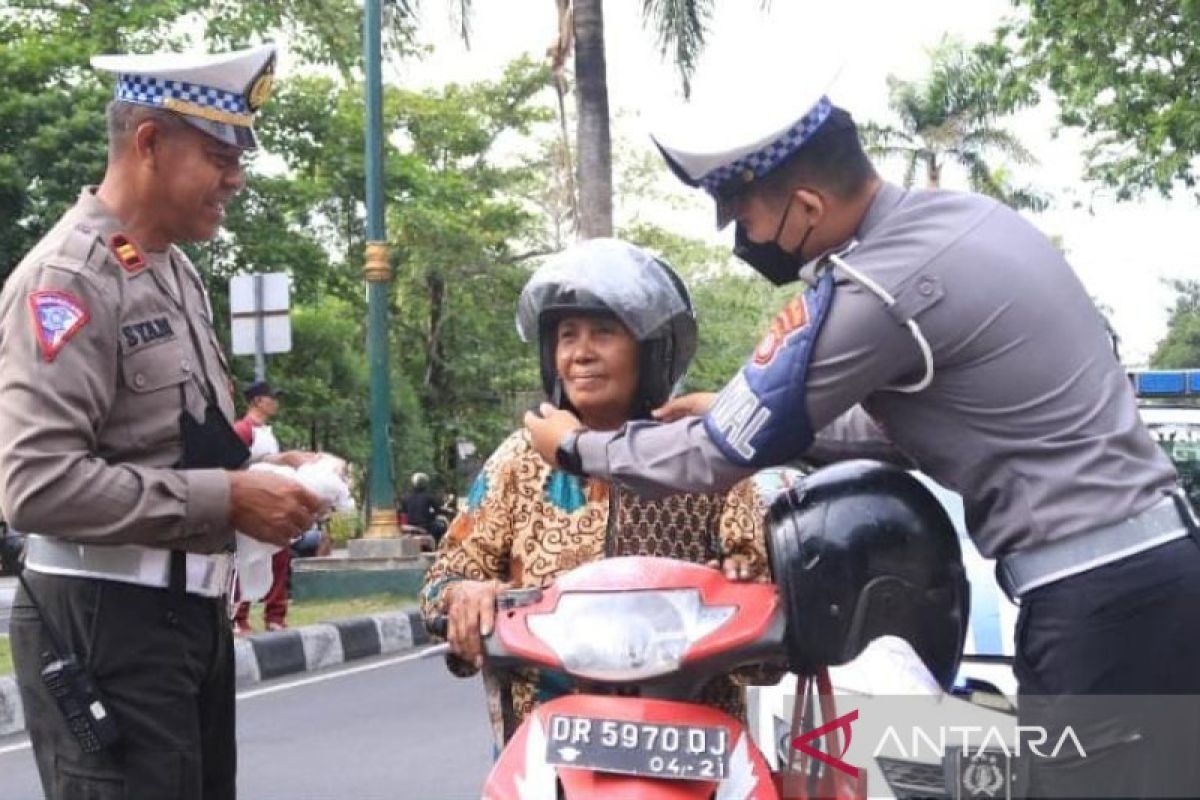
top-left (652, 392), bottom-right (717, 423)
top-left (229, 470), bottom-right (324, 547)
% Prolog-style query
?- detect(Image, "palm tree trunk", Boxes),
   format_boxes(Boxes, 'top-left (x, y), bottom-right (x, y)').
top-left (572, 0), bottom-right (613, 239)
top-left (927, 155), bottom-right (941, 189)
top-left (553, 75), bottom-right (579, 233)
top-left (550, 0), bottom-right (578, 237)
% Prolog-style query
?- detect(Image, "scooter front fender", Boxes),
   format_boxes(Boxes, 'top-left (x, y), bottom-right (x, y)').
top-left (483, 694), bottom-right (778, 800)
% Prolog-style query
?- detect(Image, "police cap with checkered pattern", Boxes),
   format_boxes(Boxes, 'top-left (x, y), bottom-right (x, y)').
top-left (652, 71), bottom-right (843, 229)
top-left (91, 44), bottom-right (276, 151)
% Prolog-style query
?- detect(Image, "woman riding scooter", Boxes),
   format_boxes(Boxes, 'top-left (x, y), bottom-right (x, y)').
top-left (420, 238), bottom-right (772, 746)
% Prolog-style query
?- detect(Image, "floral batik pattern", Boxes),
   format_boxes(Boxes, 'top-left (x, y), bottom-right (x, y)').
top-left (420, 429), bottom-right (771, 747)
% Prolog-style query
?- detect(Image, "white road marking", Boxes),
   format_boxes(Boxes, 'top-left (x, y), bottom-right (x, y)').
top-left (235, 645), bottom-right (441, 700)
top-left (0, 740), bottom-right (30, 756)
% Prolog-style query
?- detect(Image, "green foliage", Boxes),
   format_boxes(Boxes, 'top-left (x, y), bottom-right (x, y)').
top-left (256, 301), bottom-right (372, 460)
top-left (327, 511), bottom-right (365, 546)
top-left (267, 58), bottom-right (554, 489)
top-left (641, 0), bottom-right (714, 98)
top-left (860, 38), bottom-right (1048, 210)
top-left (0, 0), bottom-right (798, 504)
top-left (0, 0), bottom-right (416, 283)
top-left (998, 0), bottom-right (1200, 200)
top-left (0, 2), bottom-right (555, 499)
top-left (1151, 280), bottom-right (1200, 369)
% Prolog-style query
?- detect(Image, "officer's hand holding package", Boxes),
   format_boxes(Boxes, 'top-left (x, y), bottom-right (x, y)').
top-left (230, 469), bottom-right (324, 548)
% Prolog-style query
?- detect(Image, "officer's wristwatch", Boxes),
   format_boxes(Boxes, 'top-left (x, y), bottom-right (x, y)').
top-left (555, 428), bottom-right (586, 476)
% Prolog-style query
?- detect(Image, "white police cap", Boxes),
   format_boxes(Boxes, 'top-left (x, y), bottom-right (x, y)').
top-left (91, 43), bottom-right (276, 151)
top-left (653, 72), bottom-right (842, 229)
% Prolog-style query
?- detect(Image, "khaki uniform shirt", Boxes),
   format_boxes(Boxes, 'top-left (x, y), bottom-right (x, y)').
top-left (577, 184), bottom-right (1178, 559)
top-left (0, 188), bottom-right (235, 553)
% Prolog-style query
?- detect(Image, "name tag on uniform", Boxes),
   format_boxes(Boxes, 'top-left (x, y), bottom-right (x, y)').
top-left (121, 317), bottom-right (176, 351)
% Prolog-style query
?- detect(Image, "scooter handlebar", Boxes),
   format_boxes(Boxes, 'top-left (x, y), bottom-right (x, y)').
top-left (425, 614), bottom-right (449, 640)
top-left (423, 613), bottom-right (516, 668)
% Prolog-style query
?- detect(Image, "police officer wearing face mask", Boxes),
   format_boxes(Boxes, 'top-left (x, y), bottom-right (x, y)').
top-left (0, 45), bottom-right (324, 799)
top-left (527, 83), bottom-right (1200, 796)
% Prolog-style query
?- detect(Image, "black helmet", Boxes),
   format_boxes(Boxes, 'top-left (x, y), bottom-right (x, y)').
top-left (766, 460), bottom-right (969, 689)
top-left (516, 239), bottom-right (698, 416)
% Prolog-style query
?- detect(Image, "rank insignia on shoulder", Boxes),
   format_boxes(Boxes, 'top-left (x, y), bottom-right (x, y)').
top-left (28, 290), bottom-right (90, 362)
top-left (109, 233), bottom-right (146, 273)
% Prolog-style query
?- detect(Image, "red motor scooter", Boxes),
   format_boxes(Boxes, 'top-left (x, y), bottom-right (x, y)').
top-left (432, 461), bottom-right (968, 800)
top-left (467, 556), bottom-right (807, 800)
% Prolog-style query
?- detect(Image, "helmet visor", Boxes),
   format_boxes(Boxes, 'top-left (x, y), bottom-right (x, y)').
top-left (517, 239), bottom-right (688, 344)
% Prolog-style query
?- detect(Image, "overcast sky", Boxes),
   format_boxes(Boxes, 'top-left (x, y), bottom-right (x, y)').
top-left (387, 0), bottom-right (1198, 365)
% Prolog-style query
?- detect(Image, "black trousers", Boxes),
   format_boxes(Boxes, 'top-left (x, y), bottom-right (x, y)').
top-left (10, 571), bottom-right (235, 800)
top-left (1015, 537), bottom-right (1200, 799)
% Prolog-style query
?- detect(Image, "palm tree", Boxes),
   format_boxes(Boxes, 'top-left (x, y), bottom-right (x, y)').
top-left (547, 0), bottom-right (723, 239)
top-left (861, 40), bottom-right (1047, 211)
top-left (415, 0), bottom-right (732, 238)
top-left (571, 0), bottom-right (615, 238)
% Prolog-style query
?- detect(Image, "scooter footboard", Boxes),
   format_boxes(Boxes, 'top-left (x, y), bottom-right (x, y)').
top-left (484, 694), bottom-right (778, 800)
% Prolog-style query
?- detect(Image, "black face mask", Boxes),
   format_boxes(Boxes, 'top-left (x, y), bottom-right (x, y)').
top-left (732, 199), bottom-right (814, 286)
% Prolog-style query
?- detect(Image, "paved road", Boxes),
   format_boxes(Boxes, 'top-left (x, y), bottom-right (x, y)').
top-left (0, 646), bottom-right (495, 799)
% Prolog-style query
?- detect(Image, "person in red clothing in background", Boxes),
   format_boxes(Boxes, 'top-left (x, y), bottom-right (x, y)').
top-left (233, 380), bottom-right (306, 633)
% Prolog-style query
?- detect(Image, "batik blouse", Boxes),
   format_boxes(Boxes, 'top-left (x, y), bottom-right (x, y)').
top-left (420, 429), bottom-right (769, 745)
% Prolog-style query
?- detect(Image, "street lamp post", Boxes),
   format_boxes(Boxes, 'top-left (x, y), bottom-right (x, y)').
top-left (362, 0), bottom-right (400, 538)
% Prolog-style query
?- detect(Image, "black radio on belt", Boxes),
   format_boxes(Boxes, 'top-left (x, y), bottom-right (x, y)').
top-left (17, 570), bottom-right (122, 753)
top-left (41, 654), bottom-right (121, 753)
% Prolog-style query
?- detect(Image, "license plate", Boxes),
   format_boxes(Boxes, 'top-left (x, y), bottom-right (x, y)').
top-left (545, 715), bottom-right (730, 780)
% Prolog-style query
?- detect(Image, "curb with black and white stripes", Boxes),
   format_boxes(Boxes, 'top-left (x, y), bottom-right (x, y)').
top-left (233, 607), bottom-right (430, 685)
top-left (0, 607), bottom-right (430, 737)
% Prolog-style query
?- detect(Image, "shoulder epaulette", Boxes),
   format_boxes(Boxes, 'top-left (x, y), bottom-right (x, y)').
top-left (109, 233), bottom-right (147, 273)
top-left (43, 223), bottom-right (106, 276)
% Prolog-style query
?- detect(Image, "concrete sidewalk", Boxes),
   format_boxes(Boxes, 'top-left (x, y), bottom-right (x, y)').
top-left (0, 606), bottom-right (431, 737)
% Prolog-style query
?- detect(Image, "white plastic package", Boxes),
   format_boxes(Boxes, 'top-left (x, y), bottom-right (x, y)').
top-left (235, 455), bottom-right (355, 602)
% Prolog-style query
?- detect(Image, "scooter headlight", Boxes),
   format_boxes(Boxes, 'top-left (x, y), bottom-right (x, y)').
top-left (526, 589), bottom-right (735, 681)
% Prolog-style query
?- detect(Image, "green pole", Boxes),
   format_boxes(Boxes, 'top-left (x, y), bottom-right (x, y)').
top-left (363, 0), bottom-right (399, 537)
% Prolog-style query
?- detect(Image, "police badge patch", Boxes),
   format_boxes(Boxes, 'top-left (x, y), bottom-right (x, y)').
top-left (753, 295), bottom-right (811, 366)
top-left (28, 290), bottom-right (90, 362)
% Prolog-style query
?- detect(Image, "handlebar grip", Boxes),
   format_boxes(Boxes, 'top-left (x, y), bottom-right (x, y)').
top-left (426, 615), bottom-right (449, 639)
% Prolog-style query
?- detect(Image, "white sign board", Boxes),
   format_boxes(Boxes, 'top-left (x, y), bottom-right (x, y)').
top-left (230, 273), bottom-right (292, 356)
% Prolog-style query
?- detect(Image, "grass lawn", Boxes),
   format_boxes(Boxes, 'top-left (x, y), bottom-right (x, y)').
top-left (260, 592), bottom-right (417, 630)
top-left (0, 593), bottom-right (416, 675)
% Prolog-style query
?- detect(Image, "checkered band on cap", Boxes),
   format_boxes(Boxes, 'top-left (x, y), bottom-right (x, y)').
top-left (116, 73), bottom-right (250, 117)
top-left (700, 96), bottom-right (833, 195)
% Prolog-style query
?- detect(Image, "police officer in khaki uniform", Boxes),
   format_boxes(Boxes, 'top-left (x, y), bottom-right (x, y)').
top-left (0, 45), bottom-right (324, 799)
top-left (527, 84), bottom-right (1200, 796)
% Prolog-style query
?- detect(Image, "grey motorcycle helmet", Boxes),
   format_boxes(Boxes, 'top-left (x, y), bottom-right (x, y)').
top-left (516, 239), bottom-right (698, 417)
top-left (766, 460), bottom-right (970, 689)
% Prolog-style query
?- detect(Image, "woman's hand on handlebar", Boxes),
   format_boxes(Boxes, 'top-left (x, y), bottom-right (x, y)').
top-left (706, 553), bottom-right (763, 582)
top-left (442, 579), bottom-right (508, 668)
